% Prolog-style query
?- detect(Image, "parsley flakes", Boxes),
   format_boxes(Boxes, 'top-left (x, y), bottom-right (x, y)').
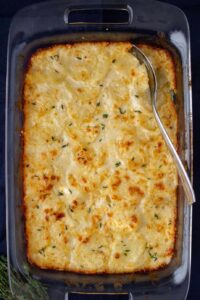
top-left (100, 123), bottom-right (105, 130)
top-left (62, 143), bottom-right (69, 148)
top-left (103, 113), bottom-right (108, 118)
top-left (146, 245), bottom-right (158, 261)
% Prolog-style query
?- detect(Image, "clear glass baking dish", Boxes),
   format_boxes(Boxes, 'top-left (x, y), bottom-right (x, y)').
top-left (5, 0), bottom-right (193, 299)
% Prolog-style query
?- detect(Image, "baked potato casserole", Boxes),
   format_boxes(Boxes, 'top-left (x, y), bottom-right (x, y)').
top-left (23, 42), bottom-right (177, 273)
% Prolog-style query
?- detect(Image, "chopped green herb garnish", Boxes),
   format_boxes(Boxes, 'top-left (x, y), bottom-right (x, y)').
top-left (52, 245), bottom-right (56, 249)
top-left (148, 251), bottom-right (158, 261)
top-left (99, 222), bottom-right (102, 228)
top-left (58, 191), bottom-right (64, 196)
top-left (135, 95), bottom-right (139, 98)
top-left (154, 214), bottom-right (159, 219)
top-left (103, 113), bottom-right (108, 118)
top-left (51, 136), bottom-right (56, 141)
top-left (68, 189), bottom-right (72, 194)
top-left (124, 249), bottom-right (130, 256)
top-left (38, 247), bottom-right (46, 255)
top-left (99, 84), bottom-right (104, 87)
top-left (159, 165), bottom-right (162, 169)
top-left (101, 123), bottom-right (105, 130)
top-left (50, 54), bottom-right (59, 61)
top-left (37, 228), bottom-right (42, 232)
top-left (170, 89), bottom-right (177, 103)
top-left (88, 207), bottom-right (91, 213)
top-left (131, 157), bottom-right (135, 161)
top-left (62, 143), bottom-right (69, 148)
top-left (99, 138), bottom-right (102, 142)
top-left (112, 59), bottom-right (116, 63)
top-left (98, 245), bottom-right (103, 249)
top-left (115, 161), bottom-right (121, 167)
top-left (103, 186), bottom-right (108, 189)
top-left (76, 56), bottom-right (82, 60)
top-left (61, 104), bottom-right (64, 109)
top-left (142, 164), bottom-right (147, 167)
top-left (146, 245), bottom-right (158, 261)
top-left (68, 122), bottom-right (73, 126)
top-left (32, 102), bottom-right (36, 105)
top-left (36, 205), bottom-right (40, 209)
top-left (119, 107), bottom-right (126, 114)
top-left (69, 206), bottom-right (74, 213)
top-left (134, 110), bottom-right (142, 113)
top-left (51, 105), bottom-right (55, 109)
top-left (96, 102), bottom-right (101, 107)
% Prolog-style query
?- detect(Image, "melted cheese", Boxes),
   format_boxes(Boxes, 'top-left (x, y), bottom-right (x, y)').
top-left (23, 42), bottom-right (177, 273)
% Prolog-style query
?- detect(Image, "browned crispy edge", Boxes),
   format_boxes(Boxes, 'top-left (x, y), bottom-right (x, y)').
top-left (22, 41), bottom-right (177, 274)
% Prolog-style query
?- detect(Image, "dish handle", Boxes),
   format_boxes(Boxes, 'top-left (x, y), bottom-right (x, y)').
top-left (63, 5), bottom-right (133, 25)
top-left (48, 290), bottom-right (132, 300)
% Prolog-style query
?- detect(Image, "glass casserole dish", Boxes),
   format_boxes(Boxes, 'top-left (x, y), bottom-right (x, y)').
top-left (5, 0), bottom-right (193, 299)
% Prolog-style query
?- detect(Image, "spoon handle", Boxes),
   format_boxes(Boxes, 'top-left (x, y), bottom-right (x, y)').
top-left (153, 105), bottom-right (195, 205)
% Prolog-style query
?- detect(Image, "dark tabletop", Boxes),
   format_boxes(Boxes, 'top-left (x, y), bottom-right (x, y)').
top-left (0, 0), bottom-right (200, 299)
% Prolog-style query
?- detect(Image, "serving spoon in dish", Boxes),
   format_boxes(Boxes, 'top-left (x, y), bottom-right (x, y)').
top-left (130, 45), bottom-right (195, 205)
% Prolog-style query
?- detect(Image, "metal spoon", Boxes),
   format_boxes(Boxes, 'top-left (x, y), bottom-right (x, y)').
top-left (130, 44), bottom-right (195, 205)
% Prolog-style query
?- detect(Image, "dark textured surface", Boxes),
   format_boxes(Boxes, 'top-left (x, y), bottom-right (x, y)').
top-left (0, 0), bottom-right (200, 299)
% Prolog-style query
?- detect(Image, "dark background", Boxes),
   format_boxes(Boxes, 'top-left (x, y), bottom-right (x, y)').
top-left (0, 0), bottom-right (199, 299)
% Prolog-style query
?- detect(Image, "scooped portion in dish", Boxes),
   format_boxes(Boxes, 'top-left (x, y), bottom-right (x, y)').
top-left (23, 42), bottom-right (177, 273)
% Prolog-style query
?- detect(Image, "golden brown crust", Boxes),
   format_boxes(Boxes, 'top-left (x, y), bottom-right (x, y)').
top-left (23, 41), bottom-right (177, 274)
top-left (28, 259), bottom-right (169, 274)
